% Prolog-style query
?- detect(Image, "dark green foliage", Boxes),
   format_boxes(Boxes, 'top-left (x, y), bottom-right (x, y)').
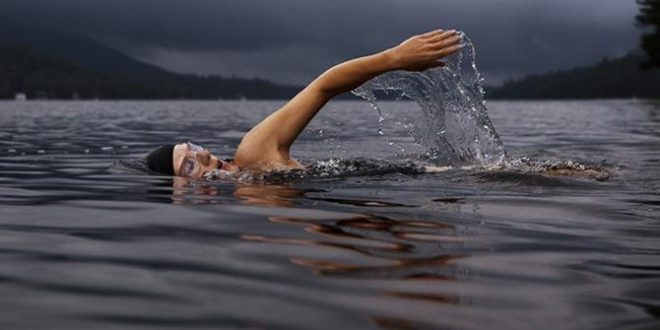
top-left (637, 0), bottom-right (660, 68)
top-left (487, 53), bottom-right (660, 99)
top-left (0, 46), bottom-right (301, 100)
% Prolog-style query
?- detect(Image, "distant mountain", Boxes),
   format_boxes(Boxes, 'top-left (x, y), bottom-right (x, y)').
top-left (0, 22), bottom-right (302, 99)
top-left (1, 46), bottom-right (132, 99)
top-left (0, 46), bottom-right (302, 100)
top-left (488, 53), bottom-right (660, 99)
top-left (0, 22), bottom-right (172, 81)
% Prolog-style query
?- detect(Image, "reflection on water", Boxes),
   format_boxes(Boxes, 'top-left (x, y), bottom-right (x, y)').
top-left (234, 184), bottom-right (308, 207)
top-left (169, 178), bottom-right (469, 304)
top-left (179, 181), bottom-right (472, 318)
top-left (241, 205), bottom-right (467, 326)
top-left (244, 212), bottom-right (464, 279)
top-left (0, 100), bottom-right (659, 330)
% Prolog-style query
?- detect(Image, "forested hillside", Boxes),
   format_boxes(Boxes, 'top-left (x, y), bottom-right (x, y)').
top-left (0, 47), bottom-right (300, 100)
top-left (488, 53), bottom-right (660, 99)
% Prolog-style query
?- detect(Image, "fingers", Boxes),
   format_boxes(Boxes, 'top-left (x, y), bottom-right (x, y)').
top-left (435, 43), bottom-right (465, 58)
top-left (426, 29), bottom-right (459, 42)
top-left (429, 34), bottom-right (463, 50)
top-left (420, 29), bottom-right (445, 38)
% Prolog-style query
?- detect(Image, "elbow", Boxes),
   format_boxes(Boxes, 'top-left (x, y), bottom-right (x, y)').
top-left (313, 68), bottom-right (344, 98)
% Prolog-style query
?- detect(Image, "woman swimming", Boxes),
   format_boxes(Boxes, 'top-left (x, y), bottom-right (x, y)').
top-left (145, 29), bottom-right (464, 177)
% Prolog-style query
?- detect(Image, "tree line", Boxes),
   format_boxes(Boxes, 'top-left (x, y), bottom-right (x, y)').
top-left (487, 53), bottom-right (660, 99)
top-left (637, 0), bottom-right (660, 68)
top-left (0, 46), bottom-right (301, 100)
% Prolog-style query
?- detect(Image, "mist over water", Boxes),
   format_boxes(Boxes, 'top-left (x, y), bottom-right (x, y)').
top-left (353, 35), bottom-right (506, 166)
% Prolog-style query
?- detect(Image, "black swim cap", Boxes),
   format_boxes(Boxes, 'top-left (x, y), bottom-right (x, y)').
top-left (145, 144), bottom-right (175, 175)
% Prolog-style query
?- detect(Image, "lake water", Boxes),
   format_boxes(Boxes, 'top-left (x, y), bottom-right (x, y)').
top-left (0, 100), bottom-right (658, 329)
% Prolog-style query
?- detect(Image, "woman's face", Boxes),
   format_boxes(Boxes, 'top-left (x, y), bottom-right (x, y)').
top-left (172, 142), bottom-right (237, 178)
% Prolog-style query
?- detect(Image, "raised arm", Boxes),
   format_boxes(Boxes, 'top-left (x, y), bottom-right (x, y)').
top-left (234, 29), bottom-right (463, 170)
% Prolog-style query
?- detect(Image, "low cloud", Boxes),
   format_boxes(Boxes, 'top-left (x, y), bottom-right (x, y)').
top-left (1, 0), bottom-right (640, 84)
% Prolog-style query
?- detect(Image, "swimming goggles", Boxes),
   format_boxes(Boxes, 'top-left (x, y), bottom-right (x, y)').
top-left (180, 142), bottom-right (206, 177)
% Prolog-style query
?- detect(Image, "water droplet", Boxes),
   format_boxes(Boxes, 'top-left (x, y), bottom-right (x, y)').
top-left (377, 116), bottom-right (385, 135)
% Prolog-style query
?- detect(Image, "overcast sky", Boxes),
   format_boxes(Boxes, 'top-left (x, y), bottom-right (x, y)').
top-left (1, 0), bottom-right (641, 85)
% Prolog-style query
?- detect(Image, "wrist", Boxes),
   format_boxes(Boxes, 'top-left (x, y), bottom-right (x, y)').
top-left (379, 48), bottom-right (401, 71)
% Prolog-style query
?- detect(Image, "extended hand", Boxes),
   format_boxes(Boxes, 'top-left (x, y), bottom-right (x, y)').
top-left (387, 30), bottom-right (464, 72)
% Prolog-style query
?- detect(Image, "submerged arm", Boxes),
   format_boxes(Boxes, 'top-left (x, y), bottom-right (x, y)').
top-left (235, 30), bottom-right (463, 169)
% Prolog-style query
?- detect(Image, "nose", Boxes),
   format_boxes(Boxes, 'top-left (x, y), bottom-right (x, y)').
top-left (197, 150), bottom-right (212, 166)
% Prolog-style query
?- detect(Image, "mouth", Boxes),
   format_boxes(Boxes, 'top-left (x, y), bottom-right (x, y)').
top-left (215, 158), bottom-right (224, 170)
top-left (218, 159), bottom-right (236, 172)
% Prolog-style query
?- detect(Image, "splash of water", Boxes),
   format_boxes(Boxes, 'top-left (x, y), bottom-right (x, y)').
top-left (188, 157), bottom-right (613, 183)
top-left (352, 33), bottom-right (506, 166)
top-left (112, 156), bottom-right (613, 185)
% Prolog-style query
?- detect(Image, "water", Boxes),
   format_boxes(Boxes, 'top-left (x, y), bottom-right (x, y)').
top-left (0, 99), bottom-right (659, 329)
top-left (353, 34), bottom-right (506, 166)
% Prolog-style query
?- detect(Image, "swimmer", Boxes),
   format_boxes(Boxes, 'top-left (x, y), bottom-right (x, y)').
top-left (146, 29), bottom-right (464, 177)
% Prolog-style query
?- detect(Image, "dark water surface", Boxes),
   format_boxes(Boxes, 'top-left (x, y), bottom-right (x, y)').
top-left (0, 100), bottom-right (658, 329)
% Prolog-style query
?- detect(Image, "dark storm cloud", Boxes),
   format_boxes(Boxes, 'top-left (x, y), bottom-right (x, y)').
top-left (1, 0), bottom-right (640, 84)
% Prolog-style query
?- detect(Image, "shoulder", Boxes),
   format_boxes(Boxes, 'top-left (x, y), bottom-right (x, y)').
top-left (233, 134), bottom-right (303, 171)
